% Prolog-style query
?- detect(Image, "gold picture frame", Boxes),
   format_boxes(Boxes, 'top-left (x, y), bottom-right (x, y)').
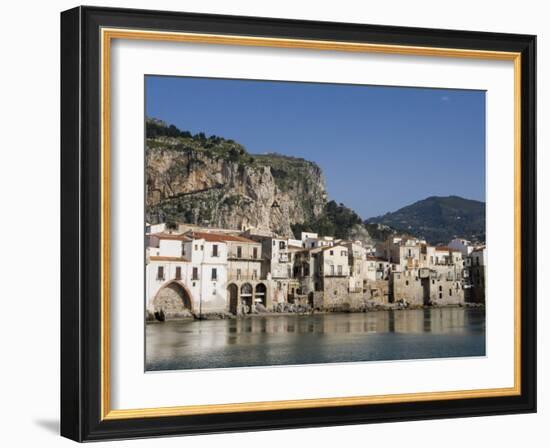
top-left (61, 6), bottom-right (536, 441)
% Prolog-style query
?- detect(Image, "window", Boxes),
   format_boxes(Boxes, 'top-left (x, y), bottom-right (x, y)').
top-left (211, 268), bottom-right (217, 280)
top-left (405, 280), bottom-right (409, 286)
top-left (330, 265), bottom-right (335, 275)
top-left (329, 250), bottom-right (334, 255)
top-left (310, 242), bottom-right (315, 248)
top-left (432, 279), bottom-right (435, 284)
top-left (273, 240), bottom-right (276, 246)
top-left (439, 285), bottom-right (442, 292)
top-left (175, 266), bottom-right (181, 280)
top-left (253, 247), bottom-right (258, 259)
top-left (341, 250), bottom-right (346, 256)
top-left (279, 241), bottom-right (286, 249)
top-left (194, 244), bottom-right (198, 251)
top-left (157, 266), bottom-right (164, 280)
top-left (439, 293), bottom-right (442, 299)
top-left (253, 269), bottom-right (257, 279)
top-left (237, 246), bottom-right (242, 258)
top-left (449, 289), bottom-right (452, 296)
top-left (192, 267), bottom-right (198, 280)
top-left (237, 268), bottom-right (241, 280)
top-left (337, 265), bottom-right (342, 275)
top-left (408, 249), bottom-right (412, 257)
top-left (200, 245), bottom-right (204, 251)
top-left (212, 244), bottom-right (218, 257)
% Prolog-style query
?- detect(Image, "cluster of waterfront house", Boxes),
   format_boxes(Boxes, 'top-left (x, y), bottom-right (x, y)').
top-left (146, 222), bottom-right (486, 319)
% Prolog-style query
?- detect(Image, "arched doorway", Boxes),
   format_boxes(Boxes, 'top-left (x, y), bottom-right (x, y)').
top-left (255, 283), bottom-right (267, 307)
top-left (152, 281), bottom-right (193, 319)
top-left (227, 283), bottom-right (239, 315)
top-left (240, 283), bottom-right (253, 313)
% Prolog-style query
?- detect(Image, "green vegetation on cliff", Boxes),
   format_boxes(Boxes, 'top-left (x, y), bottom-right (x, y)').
top-left (291, 201), bottom-right (364, 240)
top-left (146, 118), bottom-right (256, 165)
top-left (145, 118), bottom-right (327, 237)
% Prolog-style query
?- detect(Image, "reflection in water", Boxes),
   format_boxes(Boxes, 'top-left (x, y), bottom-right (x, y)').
top-left (146, 308), bottom-right (485, 371)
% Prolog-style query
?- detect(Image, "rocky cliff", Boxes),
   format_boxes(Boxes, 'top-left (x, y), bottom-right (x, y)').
top-left (146, 119), bottom-right (327, 237)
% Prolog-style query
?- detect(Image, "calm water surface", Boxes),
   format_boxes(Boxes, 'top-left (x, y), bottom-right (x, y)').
top-left (146, 308), bottom-right (485, 371)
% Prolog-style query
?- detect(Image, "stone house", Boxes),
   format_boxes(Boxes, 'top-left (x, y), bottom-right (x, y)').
top-left (317, 245), bottom-right (364, 310)
top-left (382, 236), bottom-right (466, 306)
top-left (145, 232), bottom-right (229, 318)
top-left (391, 269), bottom-right (425, 305)
top-left (246, 232), bottom-right (295, 307)
top-left (421, 265), bottom-right (465, 305)
top-left (365, 256), bottom-right (391, 281)
top-left (291, 248), bottom-right (319, 304)
top-left (197, 232), bottom-right (267, 314)
top-left (342, 241), bottom-right (368, 294)
top-left (465, 246), bottom-right (486, 303)
top-left (448, 238), bottom-right (474, 257)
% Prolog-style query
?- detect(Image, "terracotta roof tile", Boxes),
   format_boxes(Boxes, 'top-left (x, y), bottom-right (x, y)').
top-left (190, 231), bottom-right (257, 243)
top-left (151, 232), bottom-right (191, 241)
top-left (435, 246), bottom-right (461, 253)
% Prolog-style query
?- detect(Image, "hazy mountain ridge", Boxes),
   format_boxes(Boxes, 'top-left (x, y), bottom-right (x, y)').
top-left (366, 195), bottom-right (485, 245)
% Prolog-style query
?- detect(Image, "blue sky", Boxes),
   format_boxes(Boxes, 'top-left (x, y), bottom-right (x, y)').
top-left (145, 76), bottom-right (485, 218)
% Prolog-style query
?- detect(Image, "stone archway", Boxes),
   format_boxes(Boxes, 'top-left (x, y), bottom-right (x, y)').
top-left (255, 283), bottom-right (267, 307)
top-left (152, 281), bottom-right (193, 319)
top-left (228, 283), bottom-right (239, 315)
top-left (240, 283), bottom-right (253, 313)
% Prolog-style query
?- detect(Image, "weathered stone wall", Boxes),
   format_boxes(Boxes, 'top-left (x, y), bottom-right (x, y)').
top-left (391, 270), bottom-right (424, 305)
top-left (427, 277), bottom-right (464, 305)
top-left (319, 277), bottom-right (367, 310)
top-left (320, 277), bottom-right (349, 309)
top-left (152, 283), bottom-right (193, 319)
top-left (365, 279), bottom-right (390, 304)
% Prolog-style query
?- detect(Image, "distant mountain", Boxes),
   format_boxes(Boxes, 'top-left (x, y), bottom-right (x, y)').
top-left (366, 196), bottom-right (485, 245)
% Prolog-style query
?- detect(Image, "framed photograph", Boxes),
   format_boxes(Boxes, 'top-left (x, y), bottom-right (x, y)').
top-left (61, 6), bottom-right (536, 441)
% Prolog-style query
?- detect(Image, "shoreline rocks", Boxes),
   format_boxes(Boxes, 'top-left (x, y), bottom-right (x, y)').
top-left (146, 302), bottom-right (485, 323)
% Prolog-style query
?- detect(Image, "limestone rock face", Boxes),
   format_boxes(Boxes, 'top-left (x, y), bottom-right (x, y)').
top-left (146, 141), bottom-right (327, 238)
